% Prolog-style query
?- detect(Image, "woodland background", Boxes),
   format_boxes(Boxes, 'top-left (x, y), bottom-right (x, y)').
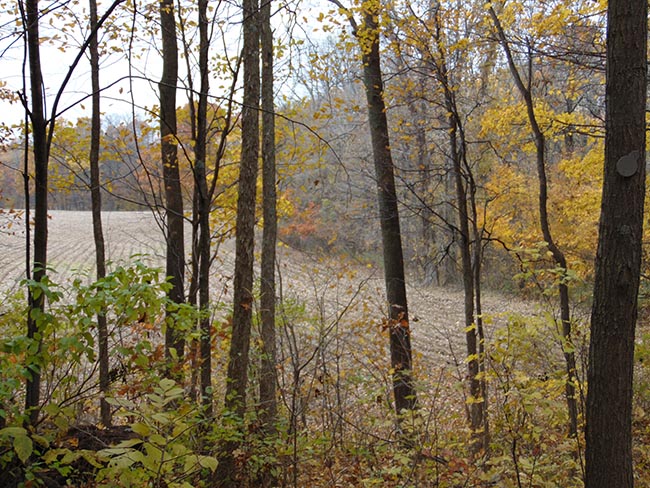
top-left (0, 0), bottom-right (649, 486)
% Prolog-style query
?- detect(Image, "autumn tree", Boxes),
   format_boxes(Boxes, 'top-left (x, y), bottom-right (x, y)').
top-left (17, 0), bottom-right (124, 426)
top-left (194, 0), bottom-right (213, 416)
top-left (329, 0), bottom-right (417, 417)
top-left (489, 3), bottom-right (579, 440)
top-left (385, 0), bottom-right (492, 451)
top-left (586, 0), bottom-right (647, 485)
top-left (21, 0), bottom-right (48, 426)
top-left (259, 0), bottom-right (278, 442)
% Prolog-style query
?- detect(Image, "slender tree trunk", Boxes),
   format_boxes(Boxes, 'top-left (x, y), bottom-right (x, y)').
top-left (258, 2), bottom-right (278, 484)
top-left (468, 173), bottom-right (489, 452)
top-left (188, 192), bottom-right (200, 403)
top-left (159, 0), bottom-right (186, 366)
top-left (408, 97), bottom-right (436, 285)
top-left (20, 0), bottom-right (122, 426)
top-left (489, 6), bottom-right (578, 440)
top-left (24, 0), bottom-right (48, 427)
top-left (88, 0), bottom-right (110, 427)
top-left (586, 0), bottom-right (647, 485)
top-left (449, 113), bottom-right (483, 448)
top-left (429, 8), bottom-right (488, 450)
top-left (259, 0), bottom-right (277, 434)
top-left (358, 6), bottom-right (416, 415)
top-left (215, 0), bottom-right (260, 483)
top-left (195, 0), bottom-right (212, 417)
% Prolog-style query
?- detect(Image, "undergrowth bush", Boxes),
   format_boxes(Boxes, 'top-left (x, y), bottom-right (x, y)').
top-left (2, 260), bottom-right (650, 486)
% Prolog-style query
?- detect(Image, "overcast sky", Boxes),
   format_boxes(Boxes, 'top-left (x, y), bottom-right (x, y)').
top-left (0, 0), bottom-right (330, 133)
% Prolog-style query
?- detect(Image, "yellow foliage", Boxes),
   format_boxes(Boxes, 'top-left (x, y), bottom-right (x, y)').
top-left (484, 138), bottom-right (604, 280)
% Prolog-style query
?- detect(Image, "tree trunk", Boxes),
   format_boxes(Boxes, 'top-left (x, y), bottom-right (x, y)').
top-left (215, 0), bottom-right (260, 483)
top-left (88, 0), bottom-right (110, 427)
top-left (586, 0), bottom-right (647, 485)
top-left (159, 0), bottom-right (186, 366)
top-left (359, 7), bottom-right (416, 415)
top-left (195, 0), bottom-right (212, 417)
top-left (259, 0), bottom-right (277, 435)
top-left (24, 0), bottom-right (48, 427)
top-left (449, 112), bottom-right (483, 450)
top-left (431, 8), bottom-right (488, 451)
top-left (258, 2), bottom-right (278, 485)
top-left (468, 170), bottom-right (489, 453)
top-left (408, 97), bottom-right (436, 285)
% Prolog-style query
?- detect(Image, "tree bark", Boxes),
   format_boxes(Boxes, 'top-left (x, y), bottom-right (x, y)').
top-left (429, 8), bottom-right (488, 451)
top-left (88, 0), bottom-right (110, 427)
top-left (159, 0), bottom-right (186, 366)
top-left (468, 168), bottom-right (489, 452)
top-left (19, 0), bottom-right (122, 426)
top-left (450, 112), bottom-right (484, 450)
top-left (215, 0), bottom-right (260, 483)
top-left (586, 0), bottom-right (647, 485)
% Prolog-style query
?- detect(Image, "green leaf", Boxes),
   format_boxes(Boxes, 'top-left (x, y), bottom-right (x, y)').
top-left (14, 434), bottom-right (33, 463)
top-left (131, 422), bottom-right (150, 436)
top-left (109, 453), bottom-right (136, 469)
top-left (43, 448), bottom-right (62, 464)
top-left (159, 378), bottom-right (176, 392)
top-left (81, 450), bottom-right (104, 468)
top-left (31, 434), bottom-right (50, 448)
top-left (198, 455), bottom-right (218, 471)
top-left (114, 438), bottom-right (144, 448)
top-left (165, 387), bottom-right (184, 401)
top-left (61, 450), bottom-right (82, 464)
top-left (151, 413), bottom-right (170, 425)
top-left (0, 426), bottom-right (28, 438)
top-left (100, 447), bottom-right (132, 457)
top-left (148, 433), bottom-right (166, 446)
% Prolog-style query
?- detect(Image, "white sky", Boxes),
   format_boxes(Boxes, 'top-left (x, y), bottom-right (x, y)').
top-left (0, 0), bottom-right (335, 133)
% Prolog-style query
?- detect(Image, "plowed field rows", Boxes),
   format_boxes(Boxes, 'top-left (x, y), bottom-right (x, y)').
top-left (0, 210), bottom-right (536, 368)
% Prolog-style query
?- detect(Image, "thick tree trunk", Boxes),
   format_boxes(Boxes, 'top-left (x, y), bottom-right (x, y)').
top-left (24, 0), bottom-right (48, 427)
top-left (586, 0), bottom-right (647, 486)
top-left (88, 0), bottom-right (110, 427)
top-left (359, 8), bottom-right (416, 415)
top-left (159, 0), bottom-right (186, 366)
top-left (215, 0), bottom-right (260, 483)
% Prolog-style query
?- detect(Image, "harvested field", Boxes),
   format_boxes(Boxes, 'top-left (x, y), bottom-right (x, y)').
top-left (0, 210), bottom-right (538, 368)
